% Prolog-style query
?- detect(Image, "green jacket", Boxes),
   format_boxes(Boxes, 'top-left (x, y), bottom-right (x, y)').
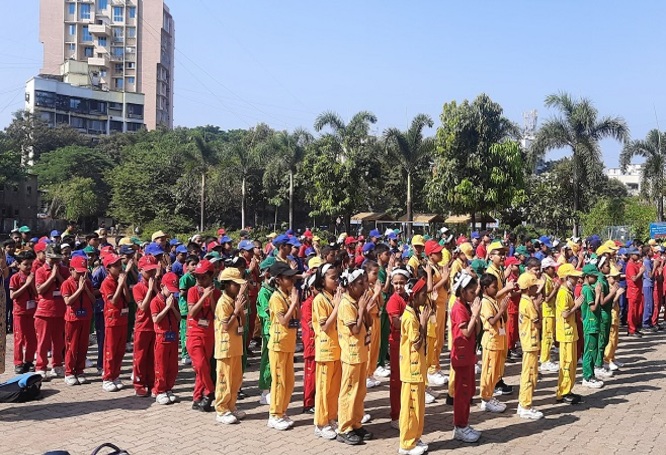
top-left (581, 283), bottom-right (601, 333)
top-left (178, 272), bottom-right (196, 316)
top-left (257, 282), bottom-right (275, 336)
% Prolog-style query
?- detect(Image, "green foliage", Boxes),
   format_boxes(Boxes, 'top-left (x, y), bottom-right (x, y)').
top-left (55, 177), bottom-right (101, 220)
top-left (582, 197), bottom-right (655, 239)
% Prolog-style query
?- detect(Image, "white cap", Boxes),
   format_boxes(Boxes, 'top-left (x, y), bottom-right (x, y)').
top-left (541, 257), bottom-right (558, 270)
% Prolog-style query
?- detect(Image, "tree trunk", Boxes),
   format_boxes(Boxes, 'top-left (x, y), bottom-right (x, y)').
top-left (573, 157), bottom-right (580, 237)
top-left (241, 175), bottom-right (246, 229)
top-left (289, 170), bottom-right (294, 231)
top-left (406, 171), bottom-right (413, 239)
top-left (274, 205), bottom-right (278, 231)
top-left (200, 172), bottom-right (205, 231)
top-left (471, 212), bottom-right (476, 233)
top-left (660, 170), bottom-right (664, 222)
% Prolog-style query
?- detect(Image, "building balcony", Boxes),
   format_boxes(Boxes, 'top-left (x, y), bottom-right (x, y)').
top-left (88, 55), bottom-right (109, 67)
top-left (89, 23), bottom-right (110, 36)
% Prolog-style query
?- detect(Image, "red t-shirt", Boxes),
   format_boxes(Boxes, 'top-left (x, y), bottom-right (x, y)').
top-left (101, 275), bottom-right (129, 327)
top-left (186, 286), bottom-right (221, 338)
top-left (132, 281), bottom-right (154, 332)
top-left (60, 277), bottom-right (94, 322)
top-left (386, 292), bottom-right (408, 343)
top-left (35, 263), bottom-right (70, 318)
top-left (450, 298), bottom-right (476, 367)
top-left (625, 260), bottom-right (643, 296)
top-left (31, 258), bottom-right (45, 274)
top-left (300, 294), bottom-right (315, 358)
top-left (150, 293), bottom-right (178, 340)
top-left (9, 272), bottom-right (37, 316)
top-left (476, 244), bottom-right (487, 259)
top-left (506, 272), bottom-right (520, 314)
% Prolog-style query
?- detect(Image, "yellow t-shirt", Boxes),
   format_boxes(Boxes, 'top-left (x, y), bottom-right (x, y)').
top-left (337, 294), bottom-right (368, 365)
top-left (268, 288), bottom-right (297, 353)
top-left (518, 295), bottom-right (539, 352)
top-left (365, 287), bottom-right (381, 318)
top-left (480, 296), bottom-right (507, 351)
top-left (407, 255), bottom-right (421, 276)
top-left (399, 305), bottom-right (426, 383)
top-left (438, 248), bottom-right (452, 268)
top-left (430, 262), bottom-right (449, 307)
top-left (449, 258), bottom-right (465, 292)
top-left (312, 291), bottom-right (340, 362)
top-left (214, 293), bottom-right (243, 359)
top-left (486, 263), bottom-right (506, 287)
top-left (542, 274), bottom-right (556, 318)
top-left (555, 287), bottom-right (579, 342)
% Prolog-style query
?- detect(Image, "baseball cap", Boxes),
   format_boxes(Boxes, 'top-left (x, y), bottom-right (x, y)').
top-left (145, 243), bottom-right (164, 256)
top-left (70, 256), bottom-right (88, 273)
top-left (608, 265), bottom-right (621, 277)
top-left (119, 245), bottom-right (134, 255)
top-left (34, 242), bottom-right (47, 253)
top-left (266, 232), bottom-right (277, 240)
top-left (102, 254), bottom-right (122, 268)
top-left (425, 239), bottom-right (443, 256)
top-left (270, 261), bottom-right (298, 277)
top-left (138, 255), bottom-right (160, 271)
top-left (411, 235), bottom-right (425, 247)
top-left (175, 245), bottom-right (188, 254)
top-left (161, 272), bottom-right (180, 293)
top-left (470, 231), bottom-right (480, 240)
top-left (514, 246), bottom-right (529, 257)
top-left (219, 268), bottom-right (247, 284)
top-left (369, 229), bottom-right (381, 238)
top-left (50, 230), bottom-right (61, 237)
top-left (83, 245), bottom-right (99, 256)
top-left (582, 264), bottom-right (599, 276)
top-left (538, 235), bottom-right (553, 248)
top-left (238, 240), bottom-right (255, 251)
top-left (272, 234), bottom-right (290, 246)
top-left (100, 246), bottom-right (115, 259)
top-left (30, 237), bottom-right (40, 243)
top-left (518, 272), bottom-right (540, 290)
top-left (118, 237), bottom-right (133, 246)
top-left (459, 242), bottom-right (474, 258)
top-left (260, 256), bottom-right (276, 271)
top-left (362, 242), bottom-right (375, 254)
top-left (204, 251), bottom-right (222, 263)
top-left (207, 241), bottom-right (222, 251)
top-left (193, 259), bottom-right (215, 275)
top-left (344, 236), bottom-right (357, 246)
top-left (217, 228), bottom-right (226, 236)
top-left (18, 226), bottom-right (31, 234)
top-left (308, 257), bottom-right (323, 269)
top-left (219, 235), bottom-right (232, 244)
top-left (151, 230), bottom-right (167, 241)
top-left (169, 239), bottom-right (182, 246)
top-left (287, 237), bottom-right (302, 248)
top-left (386, 231), bottom-right (398, 240)
top-left (557, 263), bottom-right (582, 279)
top-left (45, 244), bottom-right (62, 259)
top-left (470, 259), bottom-right (487, 276)
top-left (303, 229), bottom-right (313, 239)
top-left (488, 241), bottom-right (506, 253)
top-left (504, 256), bottom-right (520, 267)
top-left (541, 257), bottom-right (558, 269)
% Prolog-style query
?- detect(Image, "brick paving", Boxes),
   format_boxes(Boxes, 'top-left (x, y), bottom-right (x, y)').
top-left (1, 331), bottom-right (665, 455)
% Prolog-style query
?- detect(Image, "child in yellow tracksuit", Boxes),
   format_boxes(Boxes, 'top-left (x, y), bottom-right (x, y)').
top-left (517, 273), bottom-right (544, 420)
top-left (399, 278), bottom-right (431, 455)
top-left (364, 261), bottom-right (384, 389)
top-left (312, 264), bottom-right (342, 440)
top-left (266, 262), bottom-right (300, 431)
top-left (540, 258), bottom-right (560, 373)
top-left (479, 274), bottom-right (508, 413)
top-left (555, 264), bottom-right (583, 404)
top-left (337, 269), bottom-right (370, 445)
top-left (603, 265), bottom-right (624, 371)
top-left (424, 239), bottom-right (449, 388)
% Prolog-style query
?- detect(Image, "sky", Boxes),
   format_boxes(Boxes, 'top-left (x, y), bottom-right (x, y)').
top-left (2, 0), bottom-right (666, 168)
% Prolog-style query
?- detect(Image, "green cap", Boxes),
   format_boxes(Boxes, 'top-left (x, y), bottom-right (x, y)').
top-left (582, 264), bottom-right (599, 276)
top-left (260, 256), bottom-right (276, 271)
top-left (83, 245), bottom-right (99, 255)
top-left (18, 226), bottom-right (31, 234)
top-left (514, 246), bottom-right (529, 257)
top-left (204, 251), bottom-right (221, 260)
top-left (423, 234), bottom-right (431, 241)
top-left (470, 259), bottom-right (487, 277)
top-left (130, 237), bottom-right (142, 246)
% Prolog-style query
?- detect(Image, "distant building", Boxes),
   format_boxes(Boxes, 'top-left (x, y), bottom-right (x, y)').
top-left (606, 164), bottom-right (642, 195)
top-left (0, 175), bottom-right (39, 233)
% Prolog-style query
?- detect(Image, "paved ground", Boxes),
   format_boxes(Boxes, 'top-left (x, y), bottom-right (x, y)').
top-left (0, 329), bottom-right (664, 455)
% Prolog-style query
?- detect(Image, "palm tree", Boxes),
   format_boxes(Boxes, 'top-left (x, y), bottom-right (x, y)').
top-left (620, 129), bottom-right (666, 221)
top-left (383, 114), bottom-right (435, 237)
top-left (184, 133), bottom-right (220, 231)
top-left (531, 92), bottom-right (629, 235)
top-left (313, 110), bottom-right (377, 160)
top-left (264, 128), bottom-right (313, 230)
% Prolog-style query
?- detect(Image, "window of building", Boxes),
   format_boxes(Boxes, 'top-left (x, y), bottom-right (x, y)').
top-left (112, 27), bottom-right (123, 42)
top-left (111, 47), bottom-right (124, 57)
top-left (127, 76), bottom-right (135, 85)
top-left (110, 120), bottom-right (123, 132)
top-left (70, 116), bottom-right (85, 129)
top-left (113, 6), bottom-right (123, 22)
top-left (66, 43), bottom-right (76, 56)
top-left (108, 102), bottom-right (122, 111)
top-left (84, 47), bottom-right (94, 57)
top-left (89, 100), bottom-right (107, 114)
top-left (80, 4), bottom-right (91, 20)
top-left (98, 36), bottom-right (107, 47)
top-left (98, 0), bottom-right (108, 9)
top-left (115, 78), bottom-right (124, 90)
top-left (126, 46), bottom-right (135, 54)
top-left (128, 6), bottom-right (136, 18)
top-left (126, 61), bottom-right (135, 69)
top-left (69, 98), bottom-right (89, 113)
top-left (127, 27), bottom-right (136, 38)
top-left (82, 26), bottom-right (92, 42)
top-left (126, 122), bottom-right (144, 132)
top-left (56, 95), bottom-right (70, 111)
top-left (88, 120), bottom-right (105, 134)
top-left (34, 91), bottom-right (56, 108)
top-left (114, 63), bottom-right (123, 72)
top-left (68, 24), bottom-right (76, 36)
top-left (67, 2), bottom-right (75, 15)
top-left (127, 103), bottom-right (143, 119)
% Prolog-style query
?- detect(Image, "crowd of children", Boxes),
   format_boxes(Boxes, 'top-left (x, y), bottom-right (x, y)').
top-left (4, 224), bottom-right (659, 455)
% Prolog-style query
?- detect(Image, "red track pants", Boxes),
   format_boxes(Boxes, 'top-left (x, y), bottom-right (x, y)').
top-left (627, 293), bottom-right (643, 334)
top-left (507, 312), bottom-right (519, 351)
top-left (103, 324), bottom-right (128, 382)
top-left (186, 334), bottom-right (214, 401)
top-left (303, 356), bottom-right (316, 408)
top-left (14, 314), bottom-right (37, 366)
top-left (154, 336), bottom-right (178, 395)
top-left (133, 330), bottom-right (155, 393)
top-left (453, 364), bottom-right (475, 428)
top-left (34, 316), bottom-right (65, 371)
top-left (65, 319), bottom-right (90, 376)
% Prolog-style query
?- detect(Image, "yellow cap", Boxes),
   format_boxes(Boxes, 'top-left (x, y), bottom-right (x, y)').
top-left (151, 230), bottom-right (167, 241)
top-left (607, 264), bottom-right (621, 277)
top-left (459, 242), bottom-right (473, 258)
top-left (118, 237), bottom-right (133, 246)
top-left (517, 272), bottom-right (540, 290)
top-left (308, 257), bottom-right (323, 269)
top-left (604, 240), bottom-right (619, 250)
top-left (648, 239), bottom-right (657, 246)
top-left (411, 235), bottom-right (425, 247)
top-left (266, 232), bottom-right (277, 239)
top-left (557, 263), bottom-right (583, 279)
top-left (488, 241), bottom-right (505, 253)
top-left (218, 267), bottom-right (246, 284)
top-left (595, 245), bottom-right (610, 256)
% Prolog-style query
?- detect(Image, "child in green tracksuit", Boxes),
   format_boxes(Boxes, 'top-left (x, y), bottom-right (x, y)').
top-left (257, 257), bottom-right (276, 405)
top-left (581, 264), bottom-right (604, 389)
top-left (178, 256), bottom-right (199, 365)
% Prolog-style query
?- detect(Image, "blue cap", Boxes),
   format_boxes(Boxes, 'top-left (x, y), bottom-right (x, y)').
top-left (30, 237), bottom-right (39, 243)
top-left (238, 239), bottom-right (254, 251)
top-left (218, 235), bottom-right (232, 244)
top-left (272, 234), bottom-right (290, 246)
top-left (169, 239), bottom-right (182, 246)
top-left (401, 249), bottom-right (411, 259)
top-left (538, 235), bottom-right (553, 248)
top-left (288, 237), bottom-right (302, 248)
top-left (471, 231), bottom-right (480, 239)
top-left (362, 242), bottom-right (376, 254)
top-left (386, 231), bottom-right (397, 240)
top-left (145, 242), bottom-right (164, 256)
top-left (176, 245), bottom-right (188, 254)
top-left (50, 230), bottom-right (61, 237)
top-left (626, 247), bottom-right (640, 255)
top-left (286, 229), bottom-right (294, 236)
top-left (618, 248), bottom-right (627, 255)
top-left (119, 245), bottom-right (134, 255)
top-left (305, 247), bottom-right (315, 256)
top-left (369, 229), bottom-right (381, 238)
top-left (72, 250), bottom-right (87, 258)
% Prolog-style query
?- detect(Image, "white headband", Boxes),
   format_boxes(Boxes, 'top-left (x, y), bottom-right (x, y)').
top-left (452, 270), bottom-right (473, 294)
top-left (390, 268), bottom-right (410, 280)
top-left (320, 263), bottom-right (334, 276)
top-left (341, 269), bottom-right (365, 286)
top-left (598, 255), bottom-right (607, 269)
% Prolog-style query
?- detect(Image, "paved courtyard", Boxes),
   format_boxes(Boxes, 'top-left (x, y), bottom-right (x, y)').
top-left (0, 330), bottom-right (664, 455)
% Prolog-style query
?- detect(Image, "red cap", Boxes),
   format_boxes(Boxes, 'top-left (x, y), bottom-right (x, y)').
top-left (34, 242), bottom-right (47, 253)
top-left (216, 228), bottom-right (226, 236)
top-left (504, 256), bottom-right (520, 267)
top-left (102, 254), bottom-right (122, 268)
top-left (456, 235), bottom-right (468, 246)
top-left (303, 229), bottom-right (313, 239)
top-left (161, 272), bottom-right (179, 293)
top-left (138, 255), bottom-right (160, 271)
top-left (411, 278), bottom-right (427, 296)
top-left (100, 246), bottom-right (115, 259)
top-left (70, 256), bottom-right (88, 273)
top-left (344, 236), bottom-right (357, 246)
top-left (38, 236), bottom-right (49, 243)
top-left (425, 239), bottom-right (443, 256)
top-left (207, 241), bottom-right (221, 251)
top-left (357, 235), bottom-right (365, 242)
top-left (354, 255), bottom-right (365, 268)
top-left (193, 259), bottom-right (215, 275)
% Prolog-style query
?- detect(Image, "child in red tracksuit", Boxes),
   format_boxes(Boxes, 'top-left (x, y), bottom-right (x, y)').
top-left (131, 255), bottom-right (161, 397)
top-left (9, 252), bottom-right (37, 374)
top-left (100, 254), bottom-right (130, 392)
top-left (301, 276), bottom-right (317, 414)
top-left (61, 256), bottom-right (95, 386)
top-left (187, 260), bottom-right (221, 412)
top-left (151, 272), bottom-right (181, 405)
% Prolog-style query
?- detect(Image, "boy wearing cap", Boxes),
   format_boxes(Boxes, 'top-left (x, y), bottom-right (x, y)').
top-left (188, 260), bottom-right (222, 412)
top-left (625, 248), bottom-right (644, 337)
top-left (150, 272), bottom-right (181, 404)
top-left (100, 254), bottom-right (131, 392)
top-left (171, 245), bottom-right (189, 277)
top-left (61, 256), bottom-right (95, 385)
top-left (407, 236), bottom-right (426, 276)
top-left (10, 251), bottom-right (37, 373)
top-left (257, 257), bottom-right (276, 405)
top-left (516, 273), bottom-right (544, 420)
top-left (539, 257), bottom-right (560, 373)
top-left (555, 264), bottom-right (583, 404)
top-left (34, 244), bottom-right (70, 379)
top-left (178, 255), bottom-right (199, 366)
top-left (580, 264), bottom-right (606, 389)
top-left (604, 265), bottom-right (625, 371)
top-left (131, 256), bottom-right (160, 397)
top-left (424, 240), bottom-right (449, 387)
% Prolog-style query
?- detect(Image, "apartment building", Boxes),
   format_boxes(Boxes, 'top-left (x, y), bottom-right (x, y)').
top-left (606, 164), bottom-right (642, 195)
top-left (39, 0), bottom-right (174, 130)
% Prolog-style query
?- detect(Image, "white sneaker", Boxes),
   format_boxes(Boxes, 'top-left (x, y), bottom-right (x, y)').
top-left (102, 381), bottom-right (118, 392)
top-left (417, 439), bottom-right (429, 451)
top-left (232, 409), bottom-right (246, 420)
top-left (259, 390), bottom-right (270, 405)
top-left (552, 346), bottom-right (559, 354)
top-left (436, 370), bottom-right (449, 383)
top-left (76, 375), bottom-right (88, 384)
top-left (398, 446), bottom-right (427, 455)
top-left (329, 420), bottom-right (338, 431)
top-left (180, 356), bottom-right (192, 366)
top-left (390, 419), bottom-right (400, 430)
top-left (267, 416), bottom-right (291, 431)
top-left (453, 425), bottom-right (481, 443)
top-left (314, 425), bottom-right (337, 440)
top-left (64, 375), bottom-right (78, 386)
top-left (36, 370), bottom-right (48, 380)
top-left (47, 368), bottom-right (61, 379)
top-left (613, 360), bottom-right (625, 368)
top-left (582, 378), bottom-right (604, 389)
top-left (216, 411), bottom-right (239, 424)
top-left (428, 372), bottom-right (447, 386)
top-left (375, 366), bottom-right (391, 378)
top-left (426, 386), bottom-right (440, 398)
top-left (539, 361), bottom-right (559, 373)
top-left (283, 414), bottom-right (295, 428)
top-left (475, 364), bottom-right (481, 375)
top-left (113, 378), bottom-right (124, 390)
top-left (425, 390), bottom-right (436, 404)
top-left (85, 358), bottom-right (94, 368)
top-left (608, 361), bottom-right (619, 371)
top-left (366, 377), bottom-right (380, 389)
top-left (517, 404), bottom-right (543, 420)
top-left (167, 391), bottom-right (178, 403)
top-left (480, 397), bottom-right (506, 413)
top-left (594, 368), bottom-right (613, 379)
top-left (155, 393), bottom-right (171, 405)
top-left (361, 413), bottom-right (372, 424)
